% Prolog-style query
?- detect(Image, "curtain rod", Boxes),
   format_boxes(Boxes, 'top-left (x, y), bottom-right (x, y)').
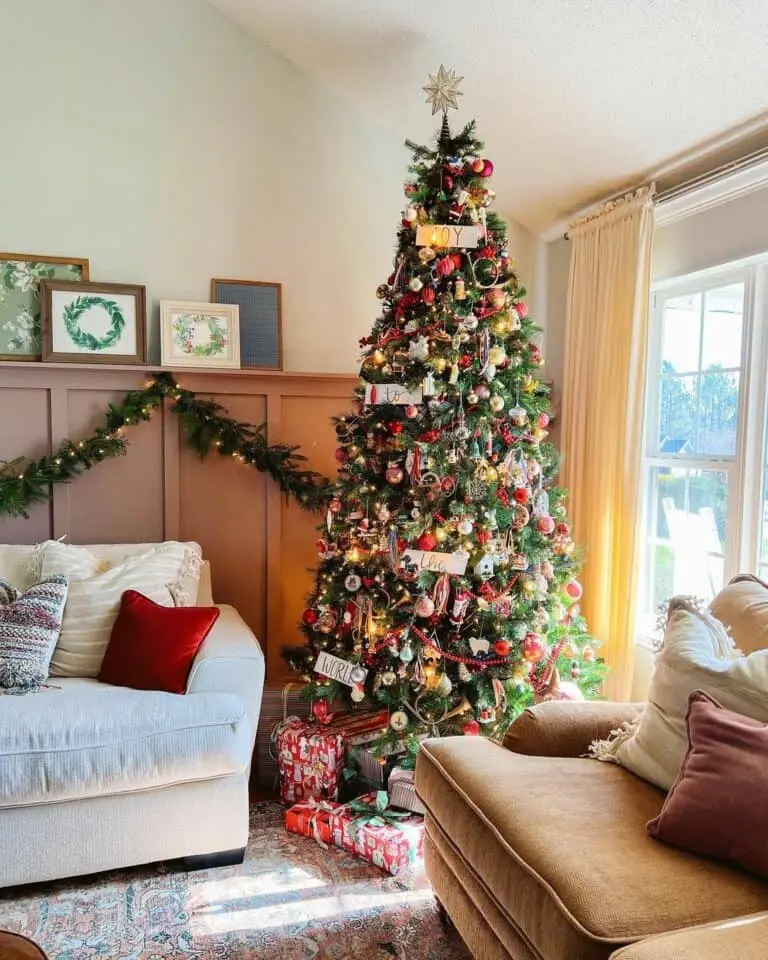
top-left (562, 143), bottom-right (768, 239)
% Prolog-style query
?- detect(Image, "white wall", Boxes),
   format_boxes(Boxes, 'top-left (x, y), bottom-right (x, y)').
top-left (653, 185), bottom-right (768, 280)
top-left (0, 0), bottom-right (403, 372)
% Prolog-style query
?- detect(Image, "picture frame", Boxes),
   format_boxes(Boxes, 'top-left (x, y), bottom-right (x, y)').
top-left (0, 252), bottom-right (89, 361)
top-left (160, 300), bottom-right (240, 369)
top-left (211, 278), bottom-right (282, 370)
top-left (40, 280), bottom-right (146, 365)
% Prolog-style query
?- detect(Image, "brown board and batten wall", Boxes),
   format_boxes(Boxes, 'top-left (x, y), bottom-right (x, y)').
top-left (0, 362), bottom-right (355, 681)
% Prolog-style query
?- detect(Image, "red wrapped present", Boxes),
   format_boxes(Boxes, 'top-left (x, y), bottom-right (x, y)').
top-left (276, 718), bottom-right (346, 804)
top-left (328, 791), bottom-right (425, 876)
top-left (387, 766), bottom-right (426, 815)
top-left (285, 798), bottom-right (341, 846)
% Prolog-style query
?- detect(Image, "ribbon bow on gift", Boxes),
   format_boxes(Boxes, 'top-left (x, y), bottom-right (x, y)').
top-left (299, 797), bottom-right (338, 849)
top-left (348, 791), bottom-right (412, 838)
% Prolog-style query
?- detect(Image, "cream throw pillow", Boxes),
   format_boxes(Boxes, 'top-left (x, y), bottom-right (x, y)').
top-left (41, 540), bottom-right (202, 678)
top-left (591, 597), bottom-right (768, 790)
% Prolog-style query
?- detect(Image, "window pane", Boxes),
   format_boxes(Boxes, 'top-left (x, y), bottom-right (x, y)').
top-left (661, 293), bottom-right (701, 373)
top-left (698, 370), bottom-right (739, 456)
top-left (701, 283), bottom-right (744, 370)
top-left (760, 467), bottom-right (768, 570)
top-left (658, 375), bottom-right (696, 454)
top-left (641, 466), bottom-right (728, 617)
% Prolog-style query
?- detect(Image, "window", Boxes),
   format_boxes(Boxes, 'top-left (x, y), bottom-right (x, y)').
top-left (638, 255), bottom-right (768, 636)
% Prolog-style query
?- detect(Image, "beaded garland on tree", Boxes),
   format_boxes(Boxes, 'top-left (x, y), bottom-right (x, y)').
top-left (285, 70), bottom-right (606, 760)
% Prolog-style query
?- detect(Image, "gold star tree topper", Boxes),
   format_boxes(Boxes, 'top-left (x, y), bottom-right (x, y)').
top-left (423, 65), bottom-right (464, 115)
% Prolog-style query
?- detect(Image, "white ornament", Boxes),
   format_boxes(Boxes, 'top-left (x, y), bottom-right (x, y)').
top-left (469, 637), bottom-right (490, 656)
top-left (350, 665), bottom-right (367, 684)
top-left (351, 683), bottom-right (365, 703)
top-left (345, 574), bottom-right (362, 592)
top-left (436, 674), bottom-right (453, 697)
top-left (408, 336), bottom-right (430, 362)
top-left (390, 710), bottom-right (409, 732)
top-left (409, 276), bottom-right (423, 292)
top-left (457, 518), bottom-right (474, 535)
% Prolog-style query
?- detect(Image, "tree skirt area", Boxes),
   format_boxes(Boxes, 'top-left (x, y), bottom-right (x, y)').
top-left (0, 802), bottom-right (470, 960)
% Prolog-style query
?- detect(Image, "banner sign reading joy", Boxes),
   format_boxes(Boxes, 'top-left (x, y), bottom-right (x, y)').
top-left (415, 224), bottom-right (479, 249)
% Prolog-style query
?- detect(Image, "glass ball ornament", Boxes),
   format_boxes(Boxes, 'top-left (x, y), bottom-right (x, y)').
top-left (409, 276), bottom-right (423, 292)
top-left (488, 345), bottom-right (507, 366)
top-left (350, 683), bottom-right (365, 703)
top-left (350, 665), bottom-right (367, 685)
top-left (489, 395), bottom-right (504, 412)
top-left (371, 349), bottom-right (386, 365)
top-left (523, 633), bottom-right (547, 663)
top-left (399, 641), bottom-right (415, 663)
top-left (414, 595), bottom-right (436, 617)
top-left (345, 574), bottom-right (362, 592)
top-left (509, 406), bottom-right (528, 426)
top-left (381, 670), bottom-right (397, 686)
top-left (475, 384), bottom-right (490, 400)
top-left (435, 673), bottom-right (453, 697)
top-left (390, 710), bottom-right (409, 732)
top-left (385, 464), bottom-right (404, 484)
top-left (462, 718), bottom-right (481, 736)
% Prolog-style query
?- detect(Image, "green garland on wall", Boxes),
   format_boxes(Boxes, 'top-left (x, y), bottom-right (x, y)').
top-left (0, 372), bottom-right (330, 518)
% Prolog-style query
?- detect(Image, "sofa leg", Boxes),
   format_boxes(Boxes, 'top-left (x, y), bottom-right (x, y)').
top-left (181, 847), bottom-right (246, 871)
top-left (435, 897), bottom-right (454, 932)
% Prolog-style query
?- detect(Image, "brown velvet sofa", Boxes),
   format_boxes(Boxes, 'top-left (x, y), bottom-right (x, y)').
top-left (416, 699), bottom-right (768, 959)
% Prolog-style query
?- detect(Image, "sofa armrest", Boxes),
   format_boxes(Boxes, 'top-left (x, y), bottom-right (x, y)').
top-left (503, 700), bottom-right (643, 757)
top-left (608, 911), bottom-right (768, 959)
top-left (186, 604), bottom-right (265, 743)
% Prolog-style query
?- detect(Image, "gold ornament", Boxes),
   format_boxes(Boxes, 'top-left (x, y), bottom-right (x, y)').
top-left (423, 65), bottom-right (464, 115)
top-left (488, 345), bottom-right (507, 366)
top-left (432, 357), bottom-right (447, 373)
top-left (371, 349), bottom-right (386, 366)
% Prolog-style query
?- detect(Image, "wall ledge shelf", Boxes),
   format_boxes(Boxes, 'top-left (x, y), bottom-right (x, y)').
top-left (0, 361), bottom-right (357, 383)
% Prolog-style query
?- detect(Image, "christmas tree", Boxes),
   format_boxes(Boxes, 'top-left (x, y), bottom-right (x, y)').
top-left (285, 68), bottom-right (605, 761)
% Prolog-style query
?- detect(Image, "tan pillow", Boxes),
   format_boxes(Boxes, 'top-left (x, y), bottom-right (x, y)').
top-left (590, 597), bottom-right (768, 790)
top-left (710, 575), bottom-right (768, 655)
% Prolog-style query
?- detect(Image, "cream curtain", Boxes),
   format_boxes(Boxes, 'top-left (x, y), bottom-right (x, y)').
top-left (561, 188), bottom-right (655, 700)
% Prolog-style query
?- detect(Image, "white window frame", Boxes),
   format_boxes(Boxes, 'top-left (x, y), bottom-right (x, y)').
top-left (640, 251), bottom-right (768, 635)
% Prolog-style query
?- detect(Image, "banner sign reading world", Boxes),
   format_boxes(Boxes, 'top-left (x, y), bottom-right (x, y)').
top-left (314, 651), bottom-right (367, 687)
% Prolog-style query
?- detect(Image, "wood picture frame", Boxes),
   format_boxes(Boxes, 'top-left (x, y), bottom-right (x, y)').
top-left (211, 278), bottom-right (282, 370)
top-left (160, 299), bottom-right (240, 369)
top-left (0, 252), bottom-right (90, 361)
top-left (40, 280), bottom-right (146, 365)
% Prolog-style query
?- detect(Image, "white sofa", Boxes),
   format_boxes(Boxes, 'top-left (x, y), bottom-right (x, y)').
top-left (0, 551), bottom-right (265, 889)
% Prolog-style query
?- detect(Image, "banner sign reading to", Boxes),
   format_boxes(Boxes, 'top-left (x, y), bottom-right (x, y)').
top-left (314, 651), bottom-right (366, 687)
top-left (403, 549), bottom-right (469, 575)
top-left (364, 383), bottom-right (423, 405)
top-left (415, 224), bottom-right (479, 249)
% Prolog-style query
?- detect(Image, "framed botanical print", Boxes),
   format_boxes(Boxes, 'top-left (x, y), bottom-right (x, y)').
top-left (40, 280), bottom-right (146, 364)
top-left (0, 253), bottom-right (89, 360)
top-left (160, 300), bottom-right (240, 369)
top-left (211, 278), bottom-right (282, 369)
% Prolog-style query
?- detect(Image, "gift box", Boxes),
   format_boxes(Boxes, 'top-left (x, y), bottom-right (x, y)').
top-left (277, 718), bottom-right (346, 804)
top-left (277, 709), bottom-right (391, 804)
top-left (285, 798), bottom-right (340, 846)
top-left (256, 681), bottom-right (312, 791)
top-left (328, 791), bottom-right (425, 876)
top-left (387, 766), bottom-right (426, 815)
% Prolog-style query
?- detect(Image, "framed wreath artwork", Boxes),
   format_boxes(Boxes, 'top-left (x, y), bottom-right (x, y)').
top-left (0, 252), bottom-right (89, 360)
top-left (160, 300), bottom-right (240, 369)
top-left (40, 281), bottom-right (146, 364)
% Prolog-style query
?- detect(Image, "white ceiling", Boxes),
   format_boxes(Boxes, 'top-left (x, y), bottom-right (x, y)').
top-left (209, 0), bottom-right (768, 232)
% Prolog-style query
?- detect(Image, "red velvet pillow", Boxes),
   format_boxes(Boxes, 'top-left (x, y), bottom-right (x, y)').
top-left (99, 590), bottom-right (219, 694)
top-left (647, 689), bottom-right (768, 879)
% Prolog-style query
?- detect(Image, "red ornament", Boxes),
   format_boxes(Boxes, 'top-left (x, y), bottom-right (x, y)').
top-left (556, 522), bottom-right (570, 536)
top-left (478, 245), bottom-right (496, 259)
top-left (481, 159), bottom-right (494, 177)
top-left (417, 531), bottom-right (437, 551)
top-left (565, 580), bottom-right (583, 602)
top-left (537, 515), bottom-right (556, 535)
top-left (493, 639), bottom-right (510, 657)
top-left (513, 487), bottom-right (529, 504)
top-left (422, 286), bottom-right (436, 305)
top-left (405, 404), bottom-right (419, 419)
top-left (458, 354), bottom-right (473, 369)
top-left (436, 256), bottom-right (455, 277)
top-left (401, 219), bottom-right (411, 228)
top-left (362, 577), bottom-right (376, 589)
top-left (387, 421), bottom-right (404, 434)
top-left (334, 448), bottom-right (347, 463)
top-left (471, 158), bottom-right (485, 174)
top-left (515, 302), bottom-right (529, 320)
top-left (476, 530), bottom-right (491, 545)
top-left (523, 633), bottom-right (547, 663)
top-left (302, 608), bottom-right (319, 626)
top-left (462, 719), bottom-right (481, 736)
top-left (443, 174), bottom-right (454, 191)
top-left (420, 429), bottom-right (440, 443)
top-left (312, 698), bottom-right (332, 724)
top-left (451, 253), bottom-right (464, 270)
top-left (538, 413), bottom-right (550, 428)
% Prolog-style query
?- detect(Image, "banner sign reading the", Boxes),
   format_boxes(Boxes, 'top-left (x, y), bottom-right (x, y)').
top-left (415, 224), bottom-right (479, 249)
top-left (364, 383), bottom-right (423, 405)
top-left (314, 651), bottom-right (366, 687)
top-left (403, 549), bottom-right (469, 575)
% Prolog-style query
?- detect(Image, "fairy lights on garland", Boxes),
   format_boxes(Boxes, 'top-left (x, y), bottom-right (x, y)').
top-left (0, 372), bottom-right (330, 519)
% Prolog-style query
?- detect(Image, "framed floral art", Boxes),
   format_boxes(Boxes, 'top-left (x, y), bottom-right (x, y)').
top-left (160, 300), bottom-right (240, 369)
top-left (40, 280), bottom-right (146, 364)
top-left (0, 252), bottom-right (89, 360)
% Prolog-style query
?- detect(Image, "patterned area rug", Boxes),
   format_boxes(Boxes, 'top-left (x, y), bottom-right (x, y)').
top-left (0, 802), bottom-right (470, 960)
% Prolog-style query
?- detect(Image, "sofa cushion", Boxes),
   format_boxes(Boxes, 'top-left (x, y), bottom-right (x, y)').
top-left (0, 576), bottom-right (68, 693)
top-left (0, 678), bottom-right (250, 808)
top-left (609, 912), bottom-right (768, 960)
top-left (416, 737), bottom-right (768, 954)
top-left (710, 574), bottom-right (768, 654)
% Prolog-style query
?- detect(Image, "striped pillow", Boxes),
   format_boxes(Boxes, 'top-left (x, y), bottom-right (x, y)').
top-left (41, 541), bottom-right (201, 678)
top-left (0, 576), bottom-right (69, 693)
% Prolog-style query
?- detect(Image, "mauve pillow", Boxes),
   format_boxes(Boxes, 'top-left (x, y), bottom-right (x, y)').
top-left (99, 590), bottom-right (219, 694)
top-left (648, 690), bottom-right (768, 879)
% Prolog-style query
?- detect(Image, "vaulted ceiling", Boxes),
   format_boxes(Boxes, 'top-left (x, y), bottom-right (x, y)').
top-left (210, 0), bottom-right (768, 232)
